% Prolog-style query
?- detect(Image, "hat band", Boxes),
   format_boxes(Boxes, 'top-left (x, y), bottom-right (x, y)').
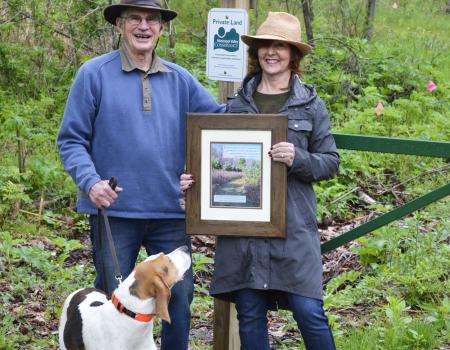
top-left (121, 0), bottom-right (161, 5)
top-left (256, 32), bottom-right (300, 42)
top-left (254, 33), bottom-right (299, 42)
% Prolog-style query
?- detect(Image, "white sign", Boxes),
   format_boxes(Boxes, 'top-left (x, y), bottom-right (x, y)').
top-left (206, 8), bottom-right (248, 82)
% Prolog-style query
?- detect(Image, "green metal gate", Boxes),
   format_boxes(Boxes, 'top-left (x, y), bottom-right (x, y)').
top-left (321, 134), bottom-right (450, 254)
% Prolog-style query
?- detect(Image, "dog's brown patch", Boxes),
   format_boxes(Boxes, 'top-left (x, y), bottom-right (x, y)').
top-left (131, 254), bottom-right (179, 323)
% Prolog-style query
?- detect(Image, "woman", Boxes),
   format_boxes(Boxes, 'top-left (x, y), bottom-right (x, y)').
top-left (181, 12), bottom-right (339, 350)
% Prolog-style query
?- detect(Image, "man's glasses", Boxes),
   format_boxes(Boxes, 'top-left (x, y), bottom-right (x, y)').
top-left (121, 14), bottom-right (161, 26)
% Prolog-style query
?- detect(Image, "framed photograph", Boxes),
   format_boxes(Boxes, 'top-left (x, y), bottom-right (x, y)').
top-left (185, 113), bottom-right (287, 237)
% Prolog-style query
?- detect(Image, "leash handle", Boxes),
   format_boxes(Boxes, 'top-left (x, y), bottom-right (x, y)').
top-left (109, 177), bottom-right (118, 191)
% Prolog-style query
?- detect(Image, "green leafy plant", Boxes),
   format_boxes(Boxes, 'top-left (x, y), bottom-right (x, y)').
top-left (192, 252), bottom-right (214, 276)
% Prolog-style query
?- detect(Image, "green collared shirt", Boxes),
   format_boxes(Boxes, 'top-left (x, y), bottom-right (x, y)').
top-left (119, 46), bottom-right (171, 111)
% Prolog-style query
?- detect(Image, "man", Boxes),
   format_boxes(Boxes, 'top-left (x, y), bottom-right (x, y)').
top-left (57, 1), bottom-right (223, 349)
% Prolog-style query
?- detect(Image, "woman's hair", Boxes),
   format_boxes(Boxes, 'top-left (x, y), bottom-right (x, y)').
top-left (246, 40), bottom-right (304, 81)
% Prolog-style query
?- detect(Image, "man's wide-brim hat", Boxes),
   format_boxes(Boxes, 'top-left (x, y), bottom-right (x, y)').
top-left (104, 0), bottom-right (177, 25)
top-left (241, 12), bottom-right (312, 56)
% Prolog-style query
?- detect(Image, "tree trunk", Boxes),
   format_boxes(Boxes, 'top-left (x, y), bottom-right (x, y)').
top-left (16, 127), bottom-right (25, 173)
top-left (284, 0), bottom-right (290, 13)
top-left (365, 0), bottom-right (376, 40)
top-left (167, 20), bottom-right (176, 63)
top-left (339, 0), bottom-right (348, 36)
top-left (109, 0), bottom-right (118, 50)
top-left (163, 0), bottom-right (176, 62)
top-left (302, 0), bottom-right (314, 46)
top-left (254, 0), bottom-right (259, 33)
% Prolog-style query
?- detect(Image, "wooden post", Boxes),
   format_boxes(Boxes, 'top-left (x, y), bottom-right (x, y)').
top-left (213, 3), bottom-right (250, 350)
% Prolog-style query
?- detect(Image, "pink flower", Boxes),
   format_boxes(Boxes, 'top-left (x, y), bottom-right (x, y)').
top-left (427, 80), bottom-right (437, 93)
top-left (375, 102), bottom-right (384, 117)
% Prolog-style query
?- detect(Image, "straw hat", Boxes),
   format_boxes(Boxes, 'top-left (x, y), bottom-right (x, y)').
top-left (104, 0), bottom-right (177, 25)
top-left (241, 12), bottom-right (312, 56)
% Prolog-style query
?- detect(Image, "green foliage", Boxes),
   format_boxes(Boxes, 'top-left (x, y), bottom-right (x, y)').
top-left (0, 166), bottom-right (31, 219)
top-left (211, 157), bottom-right (222, 170)
top-left (192, 252), bottom-right (214, 276)
top-left (306, 35), bottom-right (450, 139)
top-left (322, 205), bottom-right (450, 348)
top-left (314, 178), bottom-right (351, 220)
top-left (336, 296), bottom-right (443, 350)
top-left (302, 6), bottom-right (449, 221)
top-left (324, 270), bottom-right (361, 309)
top-left (27, 156), bottom-right (70, 194)
top-left (243, 163), bottom-right (261, 186)
top-left (191, 253), bottom-right (214, 329)
top-left (0, 228), bottom-right (94, 348)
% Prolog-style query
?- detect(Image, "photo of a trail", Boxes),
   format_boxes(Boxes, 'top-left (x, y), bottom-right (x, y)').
top-left (210, 143), bottom-right (262, 208)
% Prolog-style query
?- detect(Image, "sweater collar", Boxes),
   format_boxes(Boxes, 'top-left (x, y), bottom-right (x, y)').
top-left (119, 46), bottom-right (171, 74)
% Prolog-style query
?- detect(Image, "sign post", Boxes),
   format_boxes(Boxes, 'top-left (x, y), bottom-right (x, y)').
top-left (210, 1), bottom-right (250, 349)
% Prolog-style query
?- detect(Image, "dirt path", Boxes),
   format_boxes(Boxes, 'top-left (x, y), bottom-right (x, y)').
top-left (214, 177), bottom-right (245, 195)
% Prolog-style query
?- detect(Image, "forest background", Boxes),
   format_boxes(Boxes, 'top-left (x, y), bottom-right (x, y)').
top-left (0, 0), bottom-right (449, 349)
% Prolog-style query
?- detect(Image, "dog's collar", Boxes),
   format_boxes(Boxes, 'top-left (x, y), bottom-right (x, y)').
top-left (111, 292), bottom-right (153, 323)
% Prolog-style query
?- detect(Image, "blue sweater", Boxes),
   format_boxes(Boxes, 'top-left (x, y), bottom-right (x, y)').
top-left (58, 50), bottom-right (223, 218)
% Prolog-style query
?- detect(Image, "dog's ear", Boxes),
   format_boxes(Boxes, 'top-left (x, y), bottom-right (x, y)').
top-left (153, 275), bottom-right (171, 324)
top-left (134, 254), bottom-right (176, 322)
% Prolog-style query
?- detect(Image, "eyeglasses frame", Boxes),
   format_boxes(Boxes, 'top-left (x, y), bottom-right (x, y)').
top-left (120, 13), bottom-right (162, 27)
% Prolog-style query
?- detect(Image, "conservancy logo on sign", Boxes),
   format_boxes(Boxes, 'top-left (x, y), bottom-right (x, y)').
top-left (214, 27), bottom-right (240, 52)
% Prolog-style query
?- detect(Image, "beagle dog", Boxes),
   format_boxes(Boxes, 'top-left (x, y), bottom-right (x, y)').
top-left (58, 246), bottom-right (191, 350)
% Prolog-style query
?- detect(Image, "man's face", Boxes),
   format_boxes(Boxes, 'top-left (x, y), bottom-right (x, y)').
top-left (117, 8), bottom-right (164, 56)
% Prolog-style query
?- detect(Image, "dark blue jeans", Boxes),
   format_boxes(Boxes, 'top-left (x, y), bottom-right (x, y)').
top-left (234, 289), bottom-right (336, 350)
top-left (89, 216), bottom-right (193, 350)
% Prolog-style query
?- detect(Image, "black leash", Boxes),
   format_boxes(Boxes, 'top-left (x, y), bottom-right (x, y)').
top-left (98, 177), bottom-right (123, 294)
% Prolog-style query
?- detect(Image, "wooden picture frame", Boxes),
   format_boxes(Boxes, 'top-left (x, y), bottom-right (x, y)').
top-left (185, 113), bottom-right (287, 237)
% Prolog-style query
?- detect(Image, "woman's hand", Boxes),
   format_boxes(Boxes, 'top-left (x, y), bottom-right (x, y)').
top-left (180, 173), bottom-right (195, 193)
top-left (269, 142), bottom-right (295, 167)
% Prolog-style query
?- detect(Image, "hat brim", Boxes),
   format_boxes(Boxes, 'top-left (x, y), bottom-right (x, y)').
top-left (104, 4), bottom-right (177, 25)
top-left (241, 34), bottom-right (312, 56)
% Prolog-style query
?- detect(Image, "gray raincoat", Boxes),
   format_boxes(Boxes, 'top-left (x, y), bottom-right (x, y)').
top-left (209, 74), bottom-right (339, 308)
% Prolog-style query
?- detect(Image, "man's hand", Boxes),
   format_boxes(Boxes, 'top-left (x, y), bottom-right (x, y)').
top-left (88, 180), bottom-right (123, 208)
